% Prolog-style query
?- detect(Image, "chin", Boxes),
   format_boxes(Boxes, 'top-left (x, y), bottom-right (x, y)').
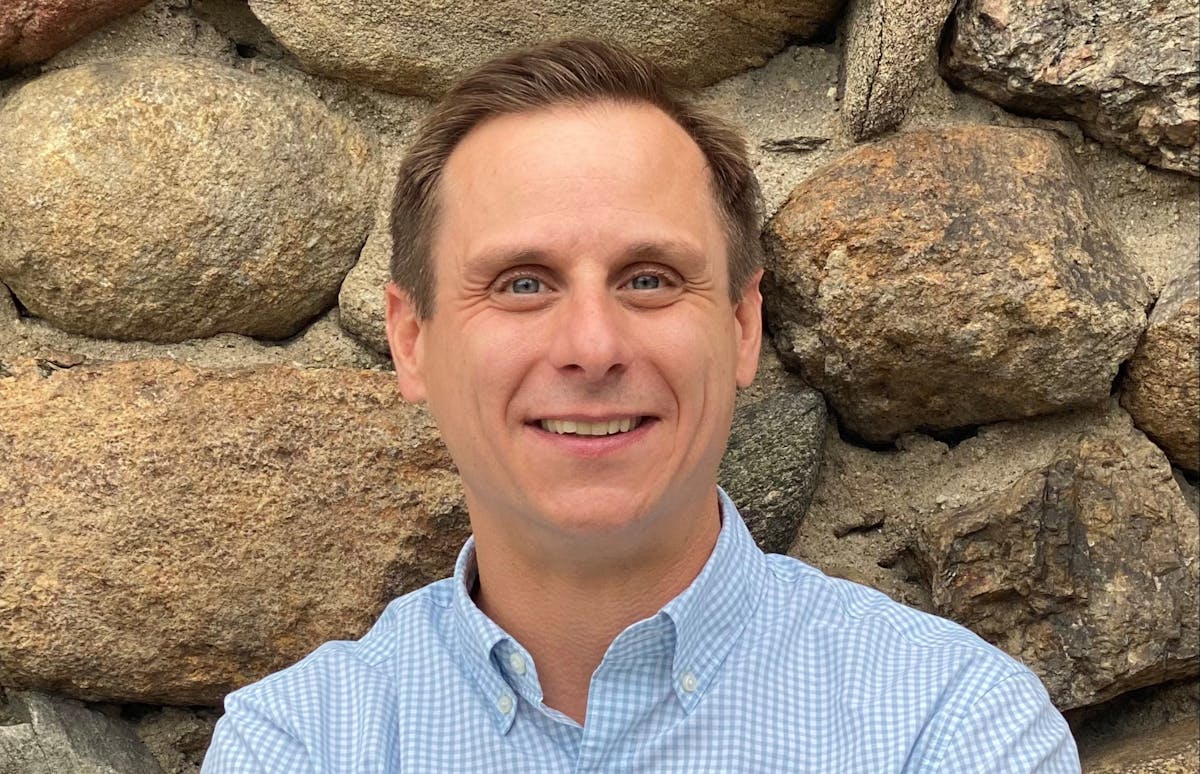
top-left (532, 488), bottom-right (662, 538)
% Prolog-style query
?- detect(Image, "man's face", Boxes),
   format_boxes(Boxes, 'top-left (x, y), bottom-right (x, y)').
top-left (386, 102), bottom-right (761, 558)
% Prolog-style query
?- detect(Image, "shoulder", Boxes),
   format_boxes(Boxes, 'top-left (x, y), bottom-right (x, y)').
top-left (752, 555), bottom-right (1079, 770)
top-left (202, 580), bottom-right (456, 772)
top-left (235, 577), bottom-right (453, 706)
top-left (761, 553), bottom-right (1017, 667)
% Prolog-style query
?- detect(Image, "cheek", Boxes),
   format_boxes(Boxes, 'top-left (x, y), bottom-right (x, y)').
top-left (431, 319), bottom-right (539, 411)
top-left (648, 315), bottom-right (737, 381)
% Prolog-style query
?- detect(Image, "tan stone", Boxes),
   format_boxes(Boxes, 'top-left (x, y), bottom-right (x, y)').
top-left (0, 57), bottom-right (378, 343)
top-left (765, 125), bottom-right (1151, 443)
top-left (943, 0), bottom-right (1200, 176)
top-left (338, 148), bottom-right (405, 356)
top-left (245, 0), bottom-right (847, 96)
top-left (793, 401), bottom-right (1199, 710)
top-left (1081, 719), bottom-right (1200, 774)
top-left (0, 360), bottom-right (467, 706)
top-left (0, 0), bottom-right (150, 69)
top-left (1122, 262), bottom-right (1200, 472)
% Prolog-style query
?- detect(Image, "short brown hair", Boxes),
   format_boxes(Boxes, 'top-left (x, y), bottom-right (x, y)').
top-left (390, 37), bottom-right (763, 319)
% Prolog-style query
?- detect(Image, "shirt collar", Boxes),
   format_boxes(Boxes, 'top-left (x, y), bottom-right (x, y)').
top-left (449, 487), bottom-right (769, 731)
top-left (661, 488), bottom-right (769, 712)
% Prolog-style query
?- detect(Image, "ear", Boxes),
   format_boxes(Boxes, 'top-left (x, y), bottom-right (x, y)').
top-left (733, 268), bottom-right (764, 388)
top-left (384, 281), bottom-right (429, 403)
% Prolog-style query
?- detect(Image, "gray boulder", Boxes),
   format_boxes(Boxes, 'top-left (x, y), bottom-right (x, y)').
top-left (721, 346), bottom-right (827, 554)
top-left (838, 0), bottom-right (956, 139)
top-left (943, 0), bottom-right (1199, 176)
top-left (0, 690), bottom-right (161, 774)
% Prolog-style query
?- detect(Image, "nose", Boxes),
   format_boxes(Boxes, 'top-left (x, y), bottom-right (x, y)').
top-left (547, 288), bottom-right (633, 381)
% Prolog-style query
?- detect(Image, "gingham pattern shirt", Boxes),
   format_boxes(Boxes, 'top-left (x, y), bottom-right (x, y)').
top-left (203, 491), bottom-right (1080, 773)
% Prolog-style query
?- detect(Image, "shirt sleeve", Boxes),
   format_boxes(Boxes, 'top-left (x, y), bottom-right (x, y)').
top-left (201, 690), bottom-right (315, 774)
top-left (934, 669), bottom-right (1081, 773)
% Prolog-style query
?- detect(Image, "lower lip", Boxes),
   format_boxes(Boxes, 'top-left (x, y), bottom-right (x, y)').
top-left (527, 418), bottom-right (657, 458)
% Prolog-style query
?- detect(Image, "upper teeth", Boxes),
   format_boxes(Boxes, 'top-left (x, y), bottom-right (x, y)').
top-left (540, 418), bottom-right (640, 435)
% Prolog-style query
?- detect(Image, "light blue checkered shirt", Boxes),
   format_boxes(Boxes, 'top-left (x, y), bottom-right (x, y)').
top-left (203, 491), bottom-right (1079, 772)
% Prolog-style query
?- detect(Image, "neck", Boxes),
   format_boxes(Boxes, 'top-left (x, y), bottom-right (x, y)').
top-left (470, 490), bottom-right (721, 724)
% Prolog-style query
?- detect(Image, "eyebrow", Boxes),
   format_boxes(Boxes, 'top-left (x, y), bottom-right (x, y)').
top-left (625, 240), bottom-right (707, 265)
top-left (467, 239), bottom-right (706, 273)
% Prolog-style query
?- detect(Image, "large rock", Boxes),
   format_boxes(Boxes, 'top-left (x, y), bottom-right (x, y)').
top-left (1121, 262), bottom-right (1200, 472)
top-left (245, 0), bottom-right (847, 96)
top-left (721, 346), bottom-right (826, 554)
top-left (0, 690), bottom-right (161, 774)
top-left (0, 57), bottom-right (378, 343)
top-left (943, 0), bottom-right (1200, 177)
top-left (0, 360), bottom-right (467, 706)
top-left (838, 0), bottom-right (956, 139)
top-left (914, 430), bottom-right (1199, 709)
top-left (794, 402), bottom-right (1199, 709)
top-left (0, 0), bottom-right (150, 70)
top-left (764, 125), bottom-right (1151, 443)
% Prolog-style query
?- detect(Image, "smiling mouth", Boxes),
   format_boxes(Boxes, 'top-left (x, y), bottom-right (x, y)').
top-left (538, 417), bottom-right (645, 436)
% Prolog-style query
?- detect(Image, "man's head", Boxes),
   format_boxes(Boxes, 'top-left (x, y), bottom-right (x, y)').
top-left (390, 37), bottom-right (763, 319)
top-left (385, 38), bottom-right (764, 570)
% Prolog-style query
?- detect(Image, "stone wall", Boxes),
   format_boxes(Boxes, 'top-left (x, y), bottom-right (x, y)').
top-left (1, 1), bottom-right (1196, 771)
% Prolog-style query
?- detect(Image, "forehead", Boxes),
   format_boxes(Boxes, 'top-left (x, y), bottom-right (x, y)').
top-left (431, 101), bottom-right (724, 271)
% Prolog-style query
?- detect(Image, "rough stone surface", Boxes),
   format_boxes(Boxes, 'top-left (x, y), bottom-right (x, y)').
top-left (838, 0), bottom-right (956, 139)
top-left (1071, 679), bottom-right (1200, 769)
top-left (721, 346), bottom-right (827, 554)
top-left (339, 147), bottom-right (405, 355)
top-left (0, 360), bottom-right (467, 705)
top-left (0, 690), bottom-right (161, 774)
top-left (0, 286), bottom-right (14, 323)
top-left (794, 402), bottom-right (1200, 709)
top-left (0, 306), bottom-right (390, 373)
top-left (897, 67), bottom-right (1200, 298)
top-left (913, 428), bottom-right (1199, 709)
top-left (39, 0), bottom-right (237, 72)
top-left (245, 0), bottom-right (847, 96)
top-left (133, 706), bottom-right (219, 774)
top-left (764, 125), bottom-right (1151, 443)
top-left (1122, 262), bottom-right (1200, 472)
top-left (1081, 719), bottom-right (1200, 774)
top-left (0, 0), bottom-right (150, 70)
top-left (0, 57), bottom-right (378, 343)
top-left (943, 0), bottom-right (1200, 176)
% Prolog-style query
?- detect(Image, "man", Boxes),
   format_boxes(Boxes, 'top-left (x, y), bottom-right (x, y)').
top-left (203, 39), bottom-right (1080, 772)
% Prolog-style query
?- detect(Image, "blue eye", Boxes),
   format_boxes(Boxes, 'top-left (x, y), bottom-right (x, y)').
top-left (509, 277), bottom-right (542, 294)
top-left (630, 274), bottom-right (661, 290)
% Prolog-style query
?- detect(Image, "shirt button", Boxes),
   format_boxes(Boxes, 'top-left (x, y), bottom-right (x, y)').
top-left (508, 652), bottom-right (527, 676)
top-left (680, 671), bottom-right (699, 693)
top-left (497, 694), bottom-right (514, 714)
